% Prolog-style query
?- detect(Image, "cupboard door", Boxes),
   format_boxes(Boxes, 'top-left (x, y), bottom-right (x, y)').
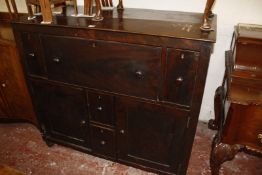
top-left (116, 97), bottom-right (189, 173)
top-left (30, 80), bottom-right (90, 147)
top-left (0, 40), bottom-right (35, 122)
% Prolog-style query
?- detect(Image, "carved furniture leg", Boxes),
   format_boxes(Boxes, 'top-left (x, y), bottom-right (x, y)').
top-left (84, 0), bottom-right (93, 16)
top-left (210, 135), bottom-right (243, 175)
top-left (39, 0), bottom-right (53, 24)
top-left (25, 0), bottom-right (36, 20)
top-left (117, 0), bottom-right (124, 10)
top-left (72, 0), bottom-right (78, 16)
top-left (92, 0), bottom-right (103, 21)
top-left (4, 0), bottom-right (18, 19)
top-left (209, 86), bottom-right (225, 130)
top-left (201, 0), bottom-right (215, 31)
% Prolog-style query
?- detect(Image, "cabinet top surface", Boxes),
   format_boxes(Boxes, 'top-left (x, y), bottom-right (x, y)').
top-left (236, 23), bottom-right (262, 40)
top-left (12, 7), bottom-right (216, 43)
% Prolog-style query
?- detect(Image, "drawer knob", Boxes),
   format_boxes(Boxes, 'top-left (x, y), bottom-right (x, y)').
top-left (181, 53), bottom-right (185, 59)
top-left (100, 140), bottom-right (106, 145)
top-left (92, 43), bottom-right (96, 48)
top-left (97, 106), bottom-right (103, 111)
top-left (120, 129), bottom-right (125, 134)
top-left (1, 83), bottom-right (6, 88)
top-left (53, 57), bottom-right (61, 63)
top-left (28, 53), bottom-right (35, 57)
top-left (176, 77), bottom-right (184, 83)
top-left (258, 134), bottom-right (262, 143)
top-left (80, 120), bottom-right (86, 125)
top-left (135, 70), bottom-right (143, 79)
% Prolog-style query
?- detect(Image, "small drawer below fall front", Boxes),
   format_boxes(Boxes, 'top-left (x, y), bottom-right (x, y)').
top-left (90, 125), bottom-right (116, 159)
top-left (88, 91), bottom-right (115, 127)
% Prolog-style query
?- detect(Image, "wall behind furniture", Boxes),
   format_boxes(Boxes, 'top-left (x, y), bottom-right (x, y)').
top-left (0, 0), bottom-right (27, 13)
top-left (1, 0), bottom-right (262, 121)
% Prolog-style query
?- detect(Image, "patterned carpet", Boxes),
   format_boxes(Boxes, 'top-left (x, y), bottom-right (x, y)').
top-left (0, 122), bottom-right (261, 175)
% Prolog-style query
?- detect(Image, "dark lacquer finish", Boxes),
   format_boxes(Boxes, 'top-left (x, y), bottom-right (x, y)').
top-left (30, 79), bottom-right (91, 148)
top-left (12, 7), bottom-right (216, 175)
top-left (116, 97), bottom-right (190, 174)
top-left (20, 33), bottom-right (46, 76)
top-left (90, 124), bottom-right (116, 159)
top-left (209, 49), bottom-right (262, 174)
top-left (88, 91), bottom-right (115, 127)
top-left (40, 35), bottom-right (162, 100)
top-left (164, 49), bottom-right (200, 107)
top-left (0, 22), bottom-right (36, 124)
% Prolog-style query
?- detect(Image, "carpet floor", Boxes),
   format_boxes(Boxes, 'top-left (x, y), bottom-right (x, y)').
top-left (0, 122), bottom-right (261, 175)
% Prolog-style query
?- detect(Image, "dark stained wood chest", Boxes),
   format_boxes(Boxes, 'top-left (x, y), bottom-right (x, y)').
top-left (12, 8), bottom-right (216, 175)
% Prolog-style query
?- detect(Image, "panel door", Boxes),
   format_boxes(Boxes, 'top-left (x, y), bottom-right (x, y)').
top-left (0, 40), bottom-right (35, 122)
top-left (116, 97), bottom-right (189, 173)
top-left (30, 79), bottom-right (90, 147)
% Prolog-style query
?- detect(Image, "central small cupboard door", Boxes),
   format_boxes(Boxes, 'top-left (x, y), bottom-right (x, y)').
top-left (116, 97), bottom-right (189, 173)
top-left (30, 79), bottom-right (90, 148)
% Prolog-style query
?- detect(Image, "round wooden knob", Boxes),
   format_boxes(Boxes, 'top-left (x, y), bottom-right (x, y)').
top-left (29, 53), bottom-right (35, 57)
top-left (97, 106), bottom-right (103, 111)
top-left (135, 70), bottom-right (143, 79)
top-left (176, 77), bottom-right (184, 83)
top-left (53, 57), bottom-right (61, 63)
top-left (100, 140), bottom-right (106, 145)
top-left (80, 120), bottom-right (86, 125)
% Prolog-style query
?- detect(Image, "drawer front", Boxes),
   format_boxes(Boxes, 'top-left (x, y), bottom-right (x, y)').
top-left (235, 41), bottom-right (262, 71)
top-left (91, 125), bottom-right (116, 159)
top-left (21, 33), bottom-right (45, 76)
top-left (224, 104), bottom-right (262, 151)
top-left (88, 91), bottom-right (114, 126)
top-left (164, 49), bottom-right (199, 106)
top-left (41, 35), bottom-right (162, 100)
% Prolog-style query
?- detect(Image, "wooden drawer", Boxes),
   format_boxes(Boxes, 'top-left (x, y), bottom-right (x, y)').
top-left (21, 33), bottom-right (45, 76)
top-left (223, 103), bottom-right (262, 151)
top-left (91, 125), bottom-right (116, 159)
top-left (40, 35), bottom-right (162, 100)
top-left (88, 91), bottom-right (114, 127)
top-left (164, 49), bottom-right (199, 106)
